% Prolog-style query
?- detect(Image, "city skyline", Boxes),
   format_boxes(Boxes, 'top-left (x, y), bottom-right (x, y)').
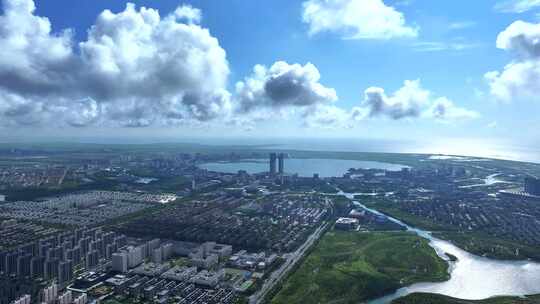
top-left (0, 0), bottom-right (539, 148)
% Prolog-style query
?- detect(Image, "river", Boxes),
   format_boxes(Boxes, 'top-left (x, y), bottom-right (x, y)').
top-left (338, 192), bottom-right (540, 303)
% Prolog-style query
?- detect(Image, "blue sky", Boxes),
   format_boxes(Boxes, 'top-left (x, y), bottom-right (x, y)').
top-left (1, 0), bottom-right (540, 149)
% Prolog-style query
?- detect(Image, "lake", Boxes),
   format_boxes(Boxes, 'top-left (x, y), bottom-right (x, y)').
top-left (198, 158), bottom-right (408, 177)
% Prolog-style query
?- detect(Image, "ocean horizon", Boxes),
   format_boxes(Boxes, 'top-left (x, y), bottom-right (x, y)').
top-left (1, 137), bottom-right (537, 164)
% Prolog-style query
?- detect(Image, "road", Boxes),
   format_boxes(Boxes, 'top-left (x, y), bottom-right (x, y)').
top-left (248, 222), bottom-right (329, 304)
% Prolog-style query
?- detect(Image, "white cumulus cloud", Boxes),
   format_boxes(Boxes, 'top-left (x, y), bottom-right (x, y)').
top-left (235, 61), bottom-right (337, 114)
top-left (0, 0), bottom-right (75, 97)
top-left (360, 80), bottom-right (478, 120)
top-left (0, 0), bottom-right (231, 127)
top-left (363, 80), bottom-right (429, 119)
top-left (302, 0), bottom-right (418, 39)
top-left (485, 20), bottom-right (540, 102)
top-left (173, 5), bottom-right (202, 23)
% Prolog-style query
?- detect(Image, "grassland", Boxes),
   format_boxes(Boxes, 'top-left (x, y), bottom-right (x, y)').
top-left (392, 293), bottom-right (540, 304)
top-left (270, 231), bottom-right (449, 304)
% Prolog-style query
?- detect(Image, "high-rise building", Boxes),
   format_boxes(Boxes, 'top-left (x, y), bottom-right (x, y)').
top-left (278, 153), bottom-right (285, 175)
top-left (525, 176), bottom-right (540, 196)
top-left (114, 235), bottom-right (127, 248)
top-left (152, 248), bottom-right (163, 264)
top-left (46, 246), bottom-right (63, 261)
top-left (30, 256), bottom-right (45, 278)
top-left (6, 251), bottom-right (19, 275)
top-left (12, 294), bottom-right (30, 304)
top-left (105, 243), bottom-right (116, 259)
top-left (39, 243), bottom-right (51, 258)
top-left (20, 243), bottom-right (37, 257)
top-left (85, 250), bottom-right (99, 269)
top-left (58, 291), bottom-right (72, 304)
top-left (162, 243), bottom-right (173, 260)
top-left (269, 153), bottom-right (277, 175)
top-left (103, 231), bottom-right (115, 245)
top-left (90, 238), bottom-right (105, 258)
top-left (41, 284), bottom-right (58, 304)
top-left (147, 239), bottom-right (160, 256)
top-left (112, 253), bottom-right (128, 273)
top-left (58, 260), bottom-right (73, 284)
top-left (73, 293), bottom-right (87, 304)
top-left (67, 246), bottom-right (82, 266)
top-left (126, 246), bottom-right (144, 268)
top-left (16, 254), bottom-right (31, 277)
top-left (44, 259), bottom-right (59, 280)
top-left (78, 237), bottom-right (91, 255)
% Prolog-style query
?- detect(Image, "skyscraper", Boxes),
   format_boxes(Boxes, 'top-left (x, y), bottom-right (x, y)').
top-left (269, 153), bottom-right (277, 175)
top-left (278, 153), bottom-right (285, 175)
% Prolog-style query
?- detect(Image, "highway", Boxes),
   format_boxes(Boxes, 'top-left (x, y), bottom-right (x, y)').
top-left (248, 222), bottom-right (329, 304)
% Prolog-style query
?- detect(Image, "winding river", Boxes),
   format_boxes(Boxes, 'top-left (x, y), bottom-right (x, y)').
top-left (338, 192), bottom-right (540, 303)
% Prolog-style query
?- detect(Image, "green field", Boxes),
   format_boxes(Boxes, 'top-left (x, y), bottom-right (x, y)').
top-left (392, 293), bottom-right (540, 304)
top-left (270, 231), bottom-right (449, 304)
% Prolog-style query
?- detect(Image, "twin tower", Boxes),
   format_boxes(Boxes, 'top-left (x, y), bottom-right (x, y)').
top-left (269, 153), bottom-right (285, 175)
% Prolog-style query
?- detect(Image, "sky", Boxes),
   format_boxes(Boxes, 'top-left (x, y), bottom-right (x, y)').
top-left (0, 0), bottom-right (540, 149)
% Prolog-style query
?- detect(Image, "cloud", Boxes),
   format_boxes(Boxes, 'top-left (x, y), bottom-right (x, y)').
top-left (411, 41), bottom-right (480, 52)
top-left (0, 0), bottom-right (231, 127)
top-left (0, 0), bottom-right (75, 97)
top-left (80, 3), bottom-right (231, 124)
top-left (485, 20), bottom-right (540, 101)
top-left (495, 20), bottom-right (540, 58)
top-left (234, 76), bottom-right (479, 128)
top-left (0, 0), bottom-right (477, 131)
top-left (0, 90), bottom-right (49, 126)
top-left (449, 21), bottom-right (477, 30)
top-left (494, 0), bottom-right (540, 13)
top-left (296, 80), bottom-right (479, 128)
top-left (363, 80), bottom-right (429, 119)
top-left (62, 98), bottom-right (101, 127)
top-left (302, 0), bottom-right (418, 39)
top-left (360, 80), bottom-right (478, 120)
top-left (235, 61), bottom-right (337, 114)
top-left (173, 5), bottom-right (201, 23)
top-left (427, 97), bottom-right (480, 120)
